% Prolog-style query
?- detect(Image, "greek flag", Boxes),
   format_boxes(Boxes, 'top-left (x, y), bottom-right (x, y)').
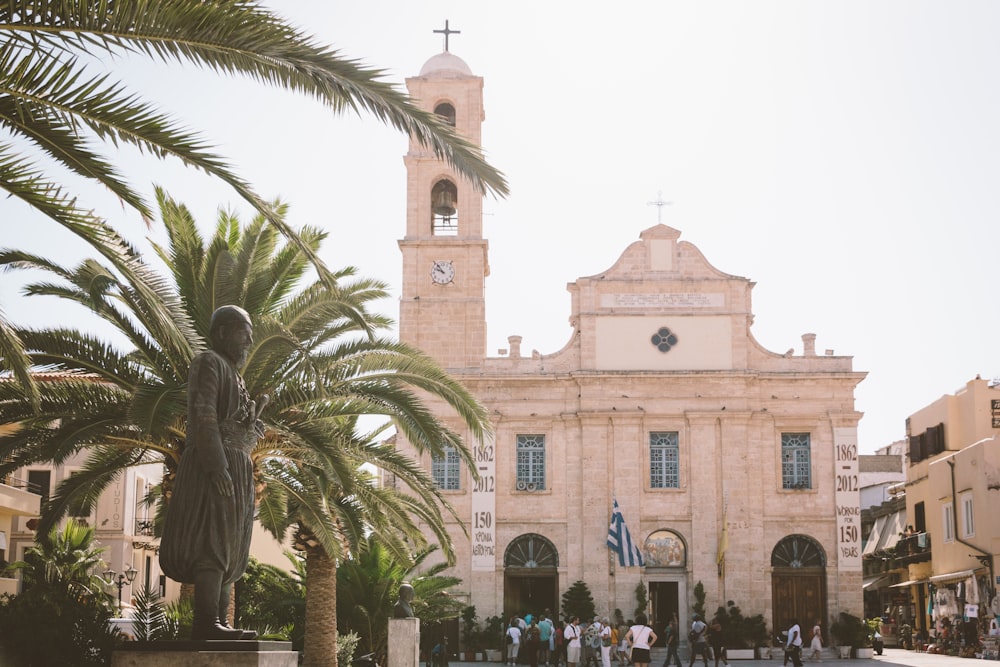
top-left (607, 498), bottom-right (644, 567)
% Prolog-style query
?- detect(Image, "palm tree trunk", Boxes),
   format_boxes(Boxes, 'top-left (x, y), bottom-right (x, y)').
top-left (304, 547), bottom-right (339, 667)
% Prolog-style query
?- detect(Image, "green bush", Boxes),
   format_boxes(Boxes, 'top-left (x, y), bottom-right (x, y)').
top-left (830, 612), bottom-right (868, 650)
top-left (711, 601), bottom-right (768, 649)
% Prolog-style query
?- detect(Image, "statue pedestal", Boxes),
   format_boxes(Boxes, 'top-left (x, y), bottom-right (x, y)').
top-left (388, 618), bottom-right (420, 667)
top-left (110, 640), bottom-right (297, 666)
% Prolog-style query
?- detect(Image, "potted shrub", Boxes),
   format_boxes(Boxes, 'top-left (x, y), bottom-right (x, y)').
top-left (462, 605), bottom-right (482, 661)
top-left (831, 612), bottom-right (868, 658)
top-left (483, 615), bottom-right (505, 662)
top-left (712, 601), bottom-right (768, 659)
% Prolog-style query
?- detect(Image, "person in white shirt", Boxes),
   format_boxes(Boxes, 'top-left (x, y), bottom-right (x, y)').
top-left (626, 612), bottom-right (658, 667)
top-left (599, 618), bottom-right (613, 667)
top-left (508, 620), bottom-right (523, 667)
top-left (785, 620), bottom-right (803, 667)
top-left (566, 617), bottom-right (582, 667)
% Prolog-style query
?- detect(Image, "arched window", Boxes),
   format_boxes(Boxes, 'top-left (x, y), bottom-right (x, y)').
top-left (643, 529), bottom-right (687, 567)
top-left (431, 179), bottom-right (458, 235)
top-left (434, 102), bottom-right (456, 126)
top-left (770, 534), bottom-right (826, 568)
top-left (504, 533), bottom-right (558, 568)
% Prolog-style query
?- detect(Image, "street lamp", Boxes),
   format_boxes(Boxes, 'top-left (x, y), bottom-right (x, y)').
top-left (103, 563), bottom-right (138, 614)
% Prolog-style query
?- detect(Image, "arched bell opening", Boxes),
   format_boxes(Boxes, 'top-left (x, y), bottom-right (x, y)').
top-left (434, 101), bottom-right (456, 126)
top-left (431, 179), bottom-right (458, 236)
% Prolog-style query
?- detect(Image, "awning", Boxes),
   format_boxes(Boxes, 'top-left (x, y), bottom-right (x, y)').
top-left (863, 515), bottom-right (888, 557)
top-left (889, 579), bottom-right (927, 588)
top-left (929, 569), bottom-right (980, 585)
top-left (863, 575), bottom-right (892, 590)
top-left (877, 511), bottom-right (906, 552)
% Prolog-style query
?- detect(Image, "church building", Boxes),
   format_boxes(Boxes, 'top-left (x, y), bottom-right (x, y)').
top-left (394, 44), bottom-right (866, 642)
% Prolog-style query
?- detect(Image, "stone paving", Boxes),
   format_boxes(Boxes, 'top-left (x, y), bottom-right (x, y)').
top-left (442, 648), bottom-right (994, 667)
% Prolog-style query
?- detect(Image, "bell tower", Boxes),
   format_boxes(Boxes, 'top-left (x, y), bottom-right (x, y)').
top-left (398, 44), bottom-right (488, 370)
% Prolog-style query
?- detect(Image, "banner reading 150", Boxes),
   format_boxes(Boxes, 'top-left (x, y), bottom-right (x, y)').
top-left (471, 438), bottom-right (497, 571)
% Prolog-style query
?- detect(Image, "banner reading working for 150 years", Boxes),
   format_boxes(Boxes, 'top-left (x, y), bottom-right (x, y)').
top-left (833, 428), bottom-right (862, 569)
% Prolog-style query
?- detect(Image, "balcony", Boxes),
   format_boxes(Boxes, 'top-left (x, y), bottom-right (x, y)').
top-left (134, 518), bottom-right (155, 537)
top-left (893, 532), bottom-right (931, 563)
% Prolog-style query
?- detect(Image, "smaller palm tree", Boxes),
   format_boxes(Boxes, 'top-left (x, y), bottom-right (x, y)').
top-left (336, 537), bottom-right (465, 664)
top-left (8, 520), bottom-right (110, 603)
top-left (0, 521), bottom-right (121, 665)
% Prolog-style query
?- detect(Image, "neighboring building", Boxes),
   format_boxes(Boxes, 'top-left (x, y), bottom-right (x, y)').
top-left (393, 46), bottom-right (867, 646)
top-left (859, 441), bottom-right (912, 644)
top-left (892, 377), bottom-right (1000, 642)
top-left (860, 441), bottom-right (906, 510)
top-left (7, 446), bottom-right (167, 610)
top-left (0, 467), bottom-right (41, 597)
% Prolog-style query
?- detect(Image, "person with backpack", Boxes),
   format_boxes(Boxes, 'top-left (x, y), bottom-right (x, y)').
top-left (688, 614), bottom-right (709, 667)
top-left (708, 618), bottom-right (728, 667)
top-left (785, 619), bottom-right (803, 667)
top-left (625, 612), bottom-right (658, 667)
top-left (661, 615), bottom-right (681, 667)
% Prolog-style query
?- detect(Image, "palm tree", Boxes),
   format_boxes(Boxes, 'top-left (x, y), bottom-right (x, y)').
top-left (0, 521), bottom-right (121, 665)
top-left (261, 416), bottom-right (465, 667)
top-left (337, 537), bottom-right (465, 663)
top-left (0, 0), bottom-right (509, 397)
top-left (7, 520), bottom-right (110, 601)
top-left (0, 192), bottom-right (489, 663)
top-left (0, 189), bottom-right (485, 532)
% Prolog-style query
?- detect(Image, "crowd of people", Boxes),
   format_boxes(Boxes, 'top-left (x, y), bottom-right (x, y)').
top-left (502, 612), bottom-right (664, 667)
top-left (495, 609), bottom-right (828, 667)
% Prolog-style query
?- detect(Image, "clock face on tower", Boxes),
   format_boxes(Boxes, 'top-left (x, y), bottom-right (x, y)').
top-left (430, 260), bottom-right (455, 285)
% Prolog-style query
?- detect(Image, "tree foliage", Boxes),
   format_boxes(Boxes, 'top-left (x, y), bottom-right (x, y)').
top-left (0, 0), bottom-right (508, 403)
top-left (0, 522), bottom-right (121, 665)
top-left (561, 580), bottom-right (596, 623)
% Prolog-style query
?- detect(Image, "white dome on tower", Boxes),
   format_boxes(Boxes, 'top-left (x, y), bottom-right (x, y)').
top-left (419, 52), bottom-right (473, 77)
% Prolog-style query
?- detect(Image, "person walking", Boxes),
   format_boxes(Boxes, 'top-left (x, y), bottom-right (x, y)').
top-left (661, 615), bottom-right (681, 667)
top-left (808, 619), bottom-right (823, 662)
top-left (617, 619), bottom-right (631, 666)
top-left (625, 613), bottom-right (657, 667)
top-left (687, 614), bottom-right (709, 667)
top-left (708, 618), bottom-right (728, 667)
top-left (785, 620), bottom-right (803, 667)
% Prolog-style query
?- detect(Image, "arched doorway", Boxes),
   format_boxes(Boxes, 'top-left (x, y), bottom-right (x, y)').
top-left (504, 534), bottom-right (559, 619)
top-left (644, 529), bottom-right (688, 647)
top-left (771, 534), bottom-right (827, 640)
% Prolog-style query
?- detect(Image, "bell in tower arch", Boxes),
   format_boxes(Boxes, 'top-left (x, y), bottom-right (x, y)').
top-left (431, 179), bottom-right (459, 236)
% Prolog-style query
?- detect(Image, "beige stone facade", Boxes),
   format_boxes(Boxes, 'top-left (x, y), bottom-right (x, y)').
top-left (395, 49), bottom-right (866, 644)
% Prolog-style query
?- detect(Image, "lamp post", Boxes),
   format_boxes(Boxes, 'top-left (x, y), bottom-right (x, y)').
top-left (103, 564), bottom-right (138, 615)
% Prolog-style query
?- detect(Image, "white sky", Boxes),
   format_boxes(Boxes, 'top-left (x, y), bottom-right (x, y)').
top-left (3, 1), bottom-right (1000, 454)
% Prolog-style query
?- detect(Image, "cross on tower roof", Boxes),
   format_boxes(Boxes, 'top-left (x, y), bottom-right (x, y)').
top-left (646, 191), bottom-right (673, 224)
top-left (433, 20), bottom-right (461, 52)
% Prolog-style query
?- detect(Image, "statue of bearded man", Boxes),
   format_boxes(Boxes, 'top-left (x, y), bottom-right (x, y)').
top-left (160, 305), bottom-right (267, 640)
